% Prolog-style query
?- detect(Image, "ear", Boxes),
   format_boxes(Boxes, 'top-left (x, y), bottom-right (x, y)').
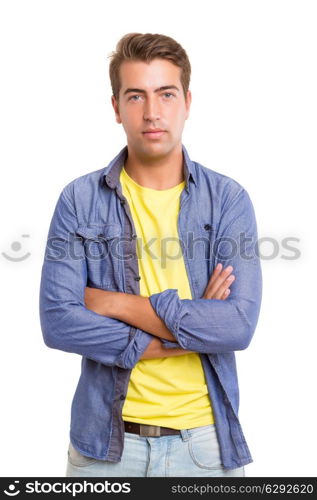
top-left (111, 95), bottom-right (122, 124)
top-left (185, 90), bottom-right (192, 120)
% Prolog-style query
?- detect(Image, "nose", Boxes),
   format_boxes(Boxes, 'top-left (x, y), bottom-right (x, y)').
top-left (143, 95), bottom-right (161, 122)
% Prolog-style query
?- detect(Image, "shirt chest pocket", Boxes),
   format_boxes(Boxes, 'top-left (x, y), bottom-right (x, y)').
top-left (76, 223), bottom-right (121, 289)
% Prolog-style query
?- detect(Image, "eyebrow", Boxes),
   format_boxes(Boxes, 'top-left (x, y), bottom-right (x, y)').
top-left (123, 85), bottom-right (180, 96)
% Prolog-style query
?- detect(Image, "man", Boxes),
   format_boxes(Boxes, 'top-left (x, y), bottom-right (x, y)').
top-left (39, 32), bottom-right (262, 477)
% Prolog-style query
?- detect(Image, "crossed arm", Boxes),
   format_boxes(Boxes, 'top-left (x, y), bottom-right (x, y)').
top-left (40, 186), bottom-right (261, 367)
top-left (84, 263), bottom-right (234, 359)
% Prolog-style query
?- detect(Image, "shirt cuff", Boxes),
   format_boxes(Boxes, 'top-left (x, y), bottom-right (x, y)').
top-left (160, 339), bottom-right (182, 349)
top-left (115, 328), bottom-right (153, 369)
top-left (149, 289), bottom-right (186, 348)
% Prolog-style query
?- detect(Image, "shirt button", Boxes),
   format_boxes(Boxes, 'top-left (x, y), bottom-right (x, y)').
top-left (134, 276), bottom-right (141, 281)
top-left (204, 224), bottom-right (212, 230)
top-left (120, 199), bottom-right (126, 204)
top-left (131, 234), bottom-right (137, 239)
top-left (120, 395), bottom-right (125, 400)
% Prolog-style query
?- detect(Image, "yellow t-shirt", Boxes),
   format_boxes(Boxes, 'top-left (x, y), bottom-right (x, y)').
top-left (120, 166), bottom-right (214, 429)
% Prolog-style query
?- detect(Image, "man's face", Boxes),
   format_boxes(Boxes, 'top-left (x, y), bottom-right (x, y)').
top-left (111, 58), bottom-right (191, 159)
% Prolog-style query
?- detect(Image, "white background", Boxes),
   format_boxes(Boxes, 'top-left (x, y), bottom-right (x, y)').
top-left (0, 0), bottom-right (316, 477)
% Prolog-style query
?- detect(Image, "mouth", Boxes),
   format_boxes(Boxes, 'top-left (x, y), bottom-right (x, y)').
top-left (142, 130), bottom-right (166, 139)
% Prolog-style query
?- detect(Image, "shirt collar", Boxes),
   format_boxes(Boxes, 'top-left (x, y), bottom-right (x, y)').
top-left (103, 144), bottom-right (197, 191)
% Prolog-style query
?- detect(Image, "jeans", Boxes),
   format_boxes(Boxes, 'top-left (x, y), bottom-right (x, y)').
top-left (65, 424), bottom-right (245, 477)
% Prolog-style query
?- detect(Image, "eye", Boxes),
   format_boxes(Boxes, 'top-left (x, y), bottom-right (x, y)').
top-left (128, 95), bottom-right (141, 101)
top-left (163, 92), bottom-right (174, 99)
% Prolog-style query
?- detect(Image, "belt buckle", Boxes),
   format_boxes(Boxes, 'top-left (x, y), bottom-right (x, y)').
top-left (139, 424), bottom-right (161, 437)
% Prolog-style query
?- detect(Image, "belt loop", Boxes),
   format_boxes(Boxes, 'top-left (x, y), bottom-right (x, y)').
top-left (180, 429), bottom-right (190, 442)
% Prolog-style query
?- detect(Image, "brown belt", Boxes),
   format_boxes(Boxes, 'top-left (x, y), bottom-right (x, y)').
top-left (124, 420), bottom-right (181, 437)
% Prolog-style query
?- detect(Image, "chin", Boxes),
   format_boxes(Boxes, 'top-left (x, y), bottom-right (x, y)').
top-left (144, 145), bottom-right (172, 157)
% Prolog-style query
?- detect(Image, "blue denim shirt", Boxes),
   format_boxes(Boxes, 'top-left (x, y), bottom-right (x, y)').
top-left (39, 144), bottom-right (262, 470)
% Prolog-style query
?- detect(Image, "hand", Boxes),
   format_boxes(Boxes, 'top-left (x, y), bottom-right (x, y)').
top-left (202, 263), bottom-right (235, 300)
top-left (140, 336), bottom-right (194, 360)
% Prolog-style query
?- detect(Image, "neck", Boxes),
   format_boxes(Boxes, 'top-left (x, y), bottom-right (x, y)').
top-left (123, 143), bottom-right (184, 190)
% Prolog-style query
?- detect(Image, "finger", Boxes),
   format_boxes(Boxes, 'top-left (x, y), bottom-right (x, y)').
top-left (206, 265), bottom-right (232, 293)
top-left (208, 263), bottom-right (223, 286)
top-left (220, 288), bottom-right (231, 300)
top-left (205, 273), bottom-right (234, 300)
top-left (205, 265), bottom-right (234, 297)
top-left (213, 275), bottom-right (235, 299)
